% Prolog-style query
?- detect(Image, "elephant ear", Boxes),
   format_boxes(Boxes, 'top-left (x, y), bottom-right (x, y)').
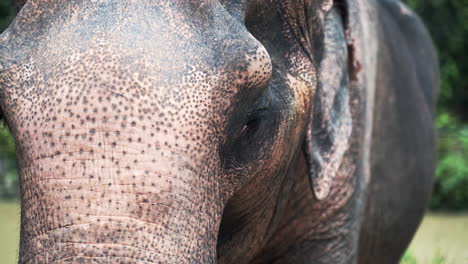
top-left (304, 7), bottom-right (352, 200)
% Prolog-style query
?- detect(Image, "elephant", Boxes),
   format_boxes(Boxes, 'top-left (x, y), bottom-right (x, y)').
top-left (0, 0), bottom-right (438, 263)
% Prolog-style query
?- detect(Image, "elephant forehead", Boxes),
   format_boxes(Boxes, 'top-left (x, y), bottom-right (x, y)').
top-left (1, 0), bottom-right (273, 73)
top-left (0, 0), bottom-right (274, 105)
top-left (8, 0), bottom-right (264, 62)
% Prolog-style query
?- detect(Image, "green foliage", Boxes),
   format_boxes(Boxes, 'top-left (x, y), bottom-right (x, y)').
top-left (0, 0), bottom-right (14, 32)
top-left (0, 125), bottom-right (18, 199)
top-left (432, 113), bottom-right (468, 210)
top-left (401, 250), bottom-right (418, 264)
top-left (406, 0), bottom-right (468, 119)
top-left (0, 124), bottom-right (15, 159)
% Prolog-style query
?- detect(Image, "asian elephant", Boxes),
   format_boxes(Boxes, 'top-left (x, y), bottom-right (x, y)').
top-left (0, 0), bottom-right (438, 263)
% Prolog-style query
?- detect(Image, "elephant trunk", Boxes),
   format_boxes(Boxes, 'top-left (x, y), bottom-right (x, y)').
top-left (17, 140), bottom-right (222, 263)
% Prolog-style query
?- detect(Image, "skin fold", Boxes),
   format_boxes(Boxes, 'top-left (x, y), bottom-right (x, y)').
top-left (0, 0), bottom-right (438, 263)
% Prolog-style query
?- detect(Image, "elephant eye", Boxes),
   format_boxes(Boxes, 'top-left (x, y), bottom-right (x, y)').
top-left (220, 108), bottom-right (278, 170)
top-left (220, 80), bottom-right (289, 171)
top-left (239, 111), bottom-right (263, 139)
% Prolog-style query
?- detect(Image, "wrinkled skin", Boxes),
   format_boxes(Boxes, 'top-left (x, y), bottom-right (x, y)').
top-left (0, 0), bottom-right (438, 263)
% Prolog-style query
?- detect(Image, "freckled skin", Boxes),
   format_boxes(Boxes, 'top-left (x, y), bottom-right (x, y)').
top-left (0, 0), bottom-right (437, 263)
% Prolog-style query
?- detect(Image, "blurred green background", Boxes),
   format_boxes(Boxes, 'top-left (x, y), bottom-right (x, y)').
top-left (0, 0), bottom-right (467, 263)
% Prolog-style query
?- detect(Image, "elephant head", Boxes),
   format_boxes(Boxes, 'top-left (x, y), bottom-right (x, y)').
top-left (0, 0), bottom-right (404, 263)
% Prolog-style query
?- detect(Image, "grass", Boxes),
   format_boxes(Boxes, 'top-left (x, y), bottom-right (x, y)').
top-left (0, 201), bottom-right (467, 264)
top-left (401, 250), bottom-right (448, 264)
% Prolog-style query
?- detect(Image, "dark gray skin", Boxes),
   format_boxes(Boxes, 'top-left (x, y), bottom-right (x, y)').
top-left (358, 1), bottom-right (439, 263)
top-left (0, 0), bottom-right (438, 263)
